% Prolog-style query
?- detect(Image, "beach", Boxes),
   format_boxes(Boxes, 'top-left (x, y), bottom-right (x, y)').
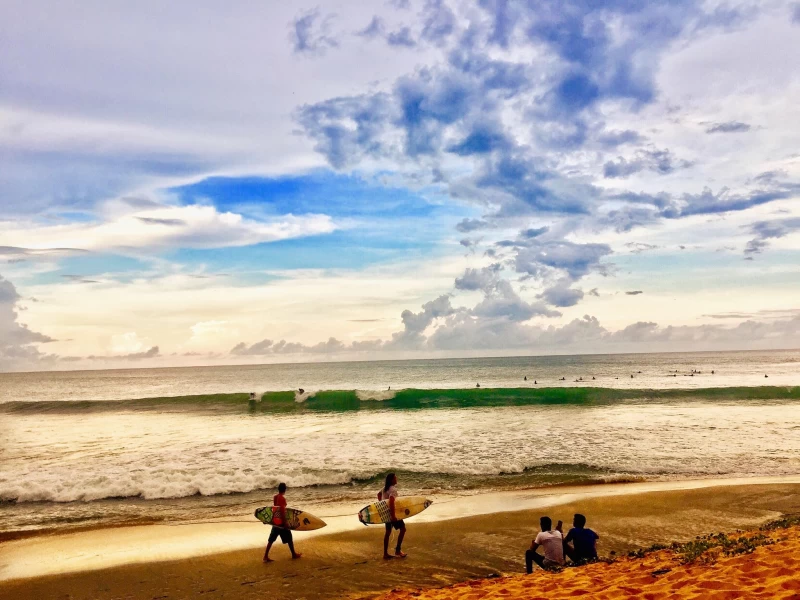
top-left (2, 479), bottom-right (799, 599)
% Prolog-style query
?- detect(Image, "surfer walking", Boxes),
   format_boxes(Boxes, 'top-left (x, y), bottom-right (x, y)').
top-left (379, 473), bottom-right (407, 559)
top-left (263, 483), bottom-right (302, 562)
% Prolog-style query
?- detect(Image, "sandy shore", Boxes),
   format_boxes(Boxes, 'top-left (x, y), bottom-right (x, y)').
top-left (1, 480), bottom-right (799, 599)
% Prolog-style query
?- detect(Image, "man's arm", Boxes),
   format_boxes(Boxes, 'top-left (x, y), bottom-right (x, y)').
top-left (389, 495), bottom-right (397, 521)
top-left (530, 541), bottom-right (540, 552)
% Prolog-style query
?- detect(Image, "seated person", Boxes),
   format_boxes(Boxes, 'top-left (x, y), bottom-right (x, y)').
top-left (563, 513), bottom-right (599, 563)
top-left (525, 516), bottom-right (564, 573)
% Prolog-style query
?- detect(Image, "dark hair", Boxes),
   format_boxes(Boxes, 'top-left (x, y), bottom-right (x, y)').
top-left (278, 482), bottom-right (287, 493)
top-left (383, 473), bottom-right (395, 493)
top-left (574, 513), bottom-right (586, 528)
top-left (540, 516), bottom-right (552, 531)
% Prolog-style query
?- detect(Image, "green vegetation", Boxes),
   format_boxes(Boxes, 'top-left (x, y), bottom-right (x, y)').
top-left (627, 513), bottom-right (800, 565)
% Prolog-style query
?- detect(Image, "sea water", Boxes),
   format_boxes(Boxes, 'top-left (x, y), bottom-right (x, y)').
top-left (1, 350), bottom-right (799, 537)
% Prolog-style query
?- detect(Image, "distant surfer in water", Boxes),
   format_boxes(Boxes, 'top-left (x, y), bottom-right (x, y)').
top-left (263, 483), bottom-right (301, 562)
top-left (379, 472), bottom-right (407, 559)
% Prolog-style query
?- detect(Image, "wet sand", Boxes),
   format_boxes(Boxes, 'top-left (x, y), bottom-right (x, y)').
top-left (1, 481), bottom-right (799, 600)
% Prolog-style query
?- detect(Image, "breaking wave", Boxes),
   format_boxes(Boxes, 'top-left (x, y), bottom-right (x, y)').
top-left (2, 386), bottom-right (798, 415)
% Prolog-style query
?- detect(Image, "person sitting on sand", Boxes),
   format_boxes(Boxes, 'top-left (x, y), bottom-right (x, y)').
top-left (263, 483), bottom-right (301, 562)
top-left (379, 472), bottom-right (407, 559)
top-left (563, 513), bottom-right (599, 563)
top-left (525, 516), bottom-right (564, 573)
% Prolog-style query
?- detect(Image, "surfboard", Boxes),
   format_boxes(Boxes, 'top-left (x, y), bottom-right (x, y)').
top-left (254, 506), bottom-right (327, 531)
top-left (358, 496), bottom-right (433, 525)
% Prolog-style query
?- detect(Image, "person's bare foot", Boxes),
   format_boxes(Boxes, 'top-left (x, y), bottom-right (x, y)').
top-left (263, 557), bottom-right (273, 563)
top-left (383, 554), bottom-right (394, 560)
top-left (292, 553), bottom-right (302, 559)
top-left (395, 550), bottom-right (407, 558)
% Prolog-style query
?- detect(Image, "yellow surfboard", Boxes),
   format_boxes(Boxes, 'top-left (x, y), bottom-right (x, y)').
top-left (255, 506), bottom-right (327, 531)
top-left (358, 496), bottom-right (433, 525)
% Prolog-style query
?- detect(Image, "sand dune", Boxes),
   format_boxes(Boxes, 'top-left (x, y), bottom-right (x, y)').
top-left (376, 525), bottom-right (800, 600)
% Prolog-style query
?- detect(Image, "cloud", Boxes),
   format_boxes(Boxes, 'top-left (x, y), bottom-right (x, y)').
top-left (625, 242), bottom-right (658, 254)
top-left (420, 0), bottom-right (456, 45)
top-left (0, 200), bottom-right (337, 253)
top-left (426, 313), bottom-right (800, 354)
top-left (0, 246), bottom-right (88, 261)
top-left (61, 275), bottom-right (100, 284)
top-left (793, 3), bottom-right (800, 24)
top-left (706, 121), bottom-right (751, 133)
top-left (0, 274), bottom-right (55, 370)
top-left (291, 9), bottom-right (339, 55)
top-left (231, 339), bottom-right (274, 355)
top-left (597, 129), bottom-right (645, 148)
top-left (603, 148), bottom-right (692, 178)
top-left (356, 16), bottom-right (384, 38)
top-left (230, 337), bottom-right (349, 356)
top-left (472, 280), bottom-right (559, 321)
top-left (678, 186), bottom-right (800, 217)
top-left (744, 217), bottom-right (800, 255)
top-left (454, 264), bottom-right (502, 291)
top-left (455, 218), bottom-right (492, 233)
top-left (540, 280), bottom-right (585, 307)
top-left (387, 27), bottom-right (417, 47)
top-left (513, 239), bottom-right (612, 281)
top-left (84, 346), bottom-right (160, 360)
top-left (136, 217), bottom-right (186, 226)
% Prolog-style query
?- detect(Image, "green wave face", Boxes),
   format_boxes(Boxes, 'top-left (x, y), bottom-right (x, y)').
top-left (3, 386), bottom-right (799, 414)
top-left (255, 386), bottom-right (800, 412)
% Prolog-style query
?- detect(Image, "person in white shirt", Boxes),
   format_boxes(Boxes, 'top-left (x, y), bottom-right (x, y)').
top-left (525, 516), bottom-right (565, 573)
top-left (378, 472), bottom-right (407, 559)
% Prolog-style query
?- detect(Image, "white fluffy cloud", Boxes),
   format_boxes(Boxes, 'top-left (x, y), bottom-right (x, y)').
top-left (0, 200), bottom-right (337, 253)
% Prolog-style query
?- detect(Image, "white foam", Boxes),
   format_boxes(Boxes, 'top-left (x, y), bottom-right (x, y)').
top-left (355, 389), bottom-right (397, 401)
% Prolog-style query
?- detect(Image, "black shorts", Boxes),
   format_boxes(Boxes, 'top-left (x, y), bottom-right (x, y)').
top-left (268, 526), bottom-right (293, 544)
top-left (385, 520), bottom-right (405, 531)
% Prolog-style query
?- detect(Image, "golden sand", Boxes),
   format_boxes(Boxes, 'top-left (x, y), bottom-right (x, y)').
top-left (2, 482), bottom-right (799, 600)
top-left (376, 525), bottom-right (800, 600)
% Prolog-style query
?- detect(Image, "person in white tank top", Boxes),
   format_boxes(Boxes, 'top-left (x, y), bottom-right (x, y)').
top-left (378, 472), bottom-right (407, 559)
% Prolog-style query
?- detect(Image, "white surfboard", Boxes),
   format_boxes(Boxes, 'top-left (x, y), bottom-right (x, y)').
top-left (255, 506), bottom-right (327, 531)
top-left (358, 496), bottom-right (433, 525)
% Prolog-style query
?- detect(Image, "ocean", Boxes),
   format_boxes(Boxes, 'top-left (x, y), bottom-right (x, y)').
top-left (1, 350), bottom-right (799, 539)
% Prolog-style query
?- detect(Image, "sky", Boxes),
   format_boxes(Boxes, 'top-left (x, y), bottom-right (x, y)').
top-left (1, 0), bottom-right (800, 372)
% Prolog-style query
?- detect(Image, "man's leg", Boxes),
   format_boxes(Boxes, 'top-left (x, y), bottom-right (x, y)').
top-left (383, 524), bottom-right (393, 559)
top-left (563, 542), bottom-right (578, 563)
top-left (526, 549), bottom-right (546, 573)
top-left (263, 541), bottom-right (274, 562)
top-left (286, 531), bottom-right (302, 559)
top-left (395, 524), bottom-right (407, 557)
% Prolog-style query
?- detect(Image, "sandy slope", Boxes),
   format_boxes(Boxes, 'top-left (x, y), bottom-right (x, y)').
top-left (376, 526), bottom-right (800, 599)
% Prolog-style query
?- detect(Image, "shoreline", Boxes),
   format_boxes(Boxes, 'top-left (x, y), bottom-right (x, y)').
top-left (2, 475), bottom-right (800, 593)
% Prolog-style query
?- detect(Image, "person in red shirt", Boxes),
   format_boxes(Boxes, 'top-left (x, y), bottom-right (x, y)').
top-left (263, 483), bottom-right (302, 562)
